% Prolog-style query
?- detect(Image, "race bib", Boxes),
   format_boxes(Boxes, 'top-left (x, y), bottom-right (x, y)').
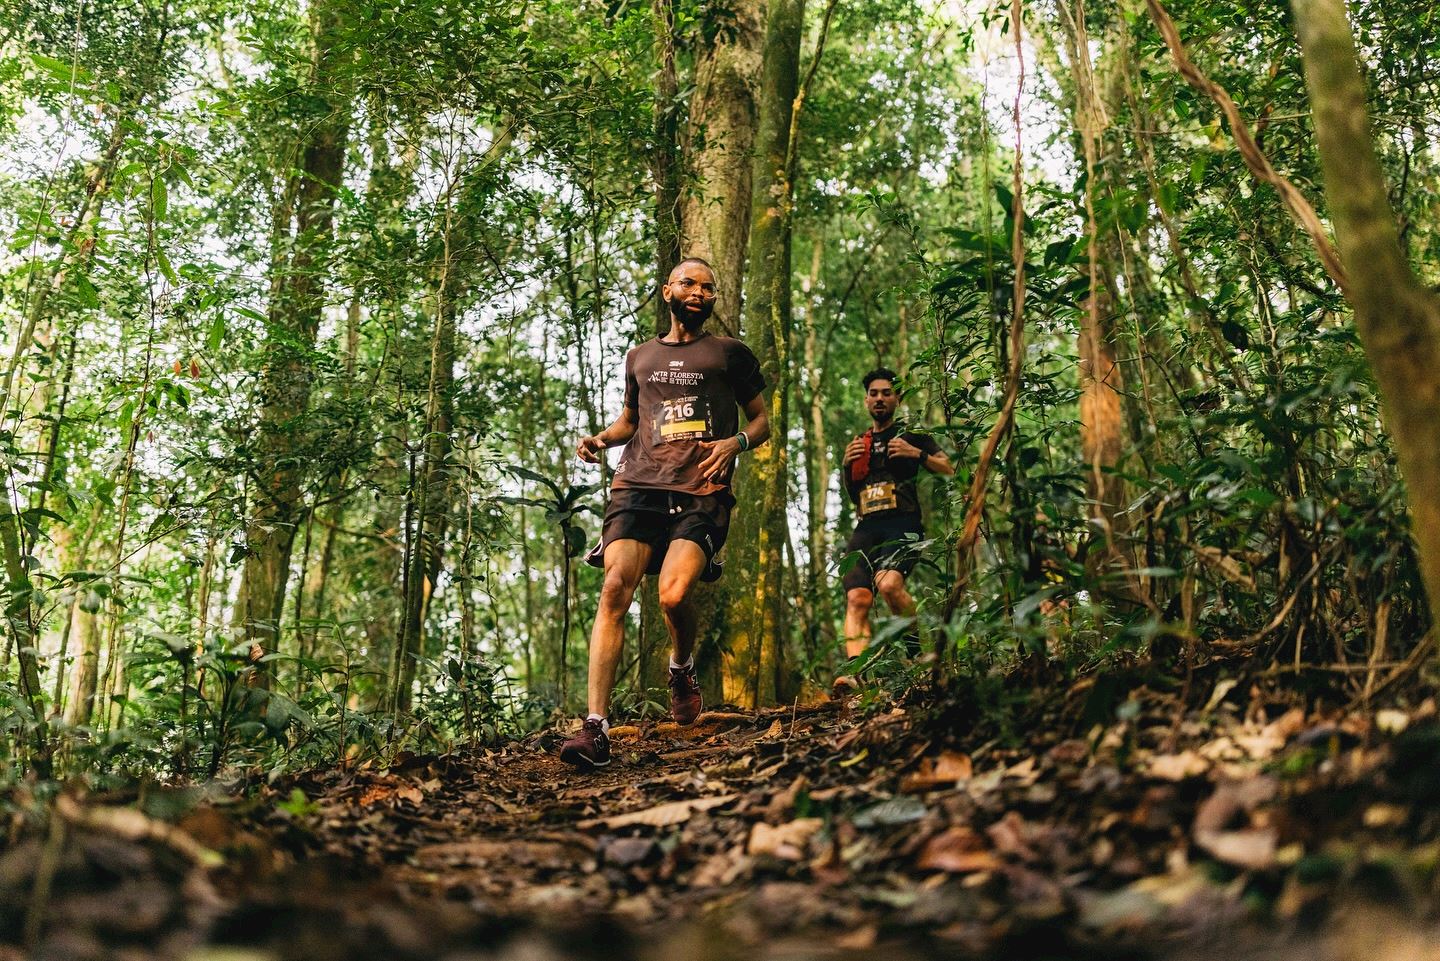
top-left (859, 481), bottom-right (897, 516)
top-left (650, 395), bottom-right (713, 444)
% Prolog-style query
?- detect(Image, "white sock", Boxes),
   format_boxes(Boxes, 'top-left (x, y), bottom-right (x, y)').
top-left (669, 655), bottom-right (694, 671)
top-left (586, 713), bottom-right (609, 733)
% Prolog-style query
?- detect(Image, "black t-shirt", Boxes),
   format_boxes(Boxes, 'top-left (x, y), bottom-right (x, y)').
top-left (612, 334), bottom-right (766, 496)
top-left (844, 423), bottom-right (942, 523)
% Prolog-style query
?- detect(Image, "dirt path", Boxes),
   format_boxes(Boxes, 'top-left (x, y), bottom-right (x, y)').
top-left (7, 688), bottom-right (1440, 960)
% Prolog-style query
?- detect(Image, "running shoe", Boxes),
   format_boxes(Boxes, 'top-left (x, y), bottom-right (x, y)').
top-left (668, 664), bottom-right (703, 725)
top-left (559, 718), bottom-right (611, 769)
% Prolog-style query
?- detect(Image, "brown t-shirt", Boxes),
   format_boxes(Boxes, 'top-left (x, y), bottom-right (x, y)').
top-left (612, 334), bottom-right (766, 497)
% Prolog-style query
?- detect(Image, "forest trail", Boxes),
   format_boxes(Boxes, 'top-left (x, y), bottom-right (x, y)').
top-left (9, 682), bottom-right (1440, 960)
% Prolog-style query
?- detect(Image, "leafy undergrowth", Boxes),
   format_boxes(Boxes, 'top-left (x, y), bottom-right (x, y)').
top-left (5, 672), bottom-right (1440, 960)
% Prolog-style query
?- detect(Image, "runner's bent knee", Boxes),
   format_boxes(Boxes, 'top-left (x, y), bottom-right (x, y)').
top-left (846, 588), bottom-right (874, 612)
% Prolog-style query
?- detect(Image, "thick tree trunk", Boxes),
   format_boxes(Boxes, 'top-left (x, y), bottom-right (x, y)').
top-left (232, 1), bottom-right (351, 679)
top-left (723, 0), bottom-right (807, 708)
top-left (1291, 0), bottom-right (1440, 630)
top-left (678, 0), bottom-right (764, 337)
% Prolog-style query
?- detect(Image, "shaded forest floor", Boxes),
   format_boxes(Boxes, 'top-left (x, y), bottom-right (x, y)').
top-left (8, 670), bottom-right (1440, 960)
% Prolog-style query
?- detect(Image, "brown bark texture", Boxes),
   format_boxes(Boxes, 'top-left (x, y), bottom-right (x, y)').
top-left (1291, 0), bottom-right (1440, 630)
top-left (678, 0), bottom-right (764, 338)
top-left (721, 0), bottom-right (807, 708)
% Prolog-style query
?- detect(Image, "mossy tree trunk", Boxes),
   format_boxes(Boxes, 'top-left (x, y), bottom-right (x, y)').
top-left (1291, 0), bottom-right (1440, 631)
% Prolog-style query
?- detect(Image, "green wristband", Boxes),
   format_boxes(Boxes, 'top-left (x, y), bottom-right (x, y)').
top-left (736, 431), bottom-right (750, 452)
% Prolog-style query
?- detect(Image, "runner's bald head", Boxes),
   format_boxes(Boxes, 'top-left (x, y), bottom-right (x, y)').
top-left (668, 257), bottom-right (715, 284)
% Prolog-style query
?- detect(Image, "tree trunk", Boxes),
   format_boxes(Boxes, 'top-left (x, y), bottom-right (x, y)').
top-left (723, 0), bottom-right (807, 708)
top-left (231, 0), bottom-right (351, 679)
top-left (1291, 0), bottom-right (1440, 631)
top-left (394, 240), bottom-right (460, 712)
top-left (653, 0), bottom-right (683, 335)
top-left (678, 0), bottom-right (764, 336)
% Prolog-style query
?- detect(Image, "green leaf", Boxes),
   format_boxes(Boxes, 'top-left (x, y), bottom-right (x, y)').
top-left (74, 274), bottom-right (100, 309)
top-left (206, 314), bottom-right (226, 352)
top-left (150, 176), bottom-right (168, 222)
top-left (32, 53), bottom-right (92, 86)
top-left (509, 465), bottom-right (563, 499)
top-left (154, 247), bottom-right (178, 285)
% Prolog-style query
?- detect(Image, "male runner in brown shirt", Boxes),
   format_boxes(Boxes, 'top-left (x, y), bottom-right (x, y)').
top-left (560, 257), bottom-right (769, 769)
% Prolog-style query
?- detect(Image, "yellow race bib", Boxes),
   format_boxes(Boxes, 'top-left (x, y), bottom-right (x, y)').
top-left (859, 481), bottom-right (898, 516)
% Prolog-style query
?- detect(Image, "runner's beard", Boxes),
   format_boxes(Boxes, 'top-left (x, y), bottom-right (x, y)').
top-left (670, 297), bottom-right (713, 331)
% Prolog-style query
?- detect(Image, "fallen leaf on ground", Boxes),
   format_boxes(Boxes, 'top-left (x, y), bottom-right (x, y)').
top-left (1148, 751), bottom-right (1209, 782)
top-left (578, 793), bottom-right (738, 830)
top-left (900, 751), bottom-right (973, 793)
top-left (748, 818), bottom-right (823, 860)
top-left (1194, 827), bottom-right (1277, 870)
top-left (916, 826), bottom-right (998, 873)
top-left (759, 719), bottom-right (784, 740)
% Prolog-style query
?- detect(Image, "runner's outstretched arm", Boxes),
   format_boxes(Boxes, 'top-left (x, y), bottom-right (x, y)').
top-left (577, 409), bottom-right (639, 463)
top-left (697, 394), bottom-right (769, 480)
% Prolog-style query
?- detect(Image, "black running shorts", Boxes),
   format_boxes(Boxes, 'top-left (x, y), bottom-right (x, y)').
top-left (585, 488), bottom-right (731, 581)
top-left (840, 516), bottom-right (925, 594)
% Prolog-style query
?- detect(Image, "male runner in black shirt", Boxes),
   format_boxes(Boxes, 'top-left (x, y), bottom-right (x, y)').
top-left (839, 367), bottom-right (954, 659)
top-left (560, 257), bottom-right (769, 770)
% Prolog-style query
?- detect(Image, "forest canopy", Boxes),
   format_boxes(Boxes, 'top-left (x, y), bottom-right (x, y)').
top-left (1, 0), bottom-right (1436, 782)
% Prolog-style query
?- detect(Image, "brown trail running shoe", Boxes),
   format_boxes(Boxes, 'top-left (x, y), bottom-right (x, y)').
top-left (559, 718), bottom-right (611, 769)
top-left (669, 664), bottom-right (703, 726)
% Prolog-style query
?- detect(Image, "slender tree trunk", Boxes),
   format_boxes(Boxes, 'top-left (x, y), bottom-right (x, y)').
top-left (394, 131), bottom-right (510, 711)
top-left (1291, 0), bottom-right (1440, 634)
top-left (802, 234), bottom-right (833, 659)
top-left (232, 0), bottom-right (352, 680)
top-left (653, 0), bottom-right (683, 335)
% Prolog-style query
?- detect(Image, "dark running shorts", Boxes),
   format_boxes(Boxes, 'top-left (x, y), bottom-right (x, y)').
top-left (840, 517), bottom-right (925, 594)
top-left (585, 488), bottom-right (731, 582)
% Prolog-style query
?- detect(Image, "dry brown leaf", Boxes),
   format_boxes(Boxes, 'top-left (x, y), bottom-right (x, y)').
top-left (396, 785), bottom-right (424, 805)
top-left (1262, 707), bottom-right (1307, 743)
top-left (1147, 751), bottom-right (1209, 782)
top-left (1005, 757), bottom-right (1039, 786)
top-left (916, 826), bottom-right (998, 873)
top-left (748, 818), bottom-right (823, 860)
top-left (986, 811), bottom-right (1038, 862)
top-left (1193, 545), bottom-right (1255, 590)
top-left (577, 793), bottom-right (738, 830)
top-left (1194, 827), bottom-right (1277, 870)
top-left (900, 750), bottom-right (973, 793)
top-left (834, 925), bottom-right (878, 950)
top-left (759, 719), bottom-right (785, 740)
